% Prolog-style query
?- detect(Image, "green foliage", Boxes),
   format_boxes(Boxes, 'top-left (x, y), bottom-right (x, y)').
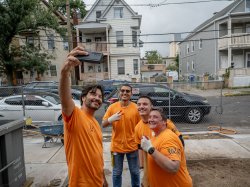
top-left (167, 54), bottom-right (179, 71)
top-left (145, 50), bottom-right (163, 64)
top-left (222, 68), bottom-right (231, 79)
top-left (48, 0), bottom-right (87, 19)
top-left (167, 64), bottom-right (178, 71)
top-left (0, 0), bottom-right (82, 85)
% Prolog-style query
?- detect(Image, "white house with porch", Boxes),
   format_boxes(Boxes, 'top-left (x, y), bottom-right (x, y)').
top-left (75, 0), bottom-right (142, 82)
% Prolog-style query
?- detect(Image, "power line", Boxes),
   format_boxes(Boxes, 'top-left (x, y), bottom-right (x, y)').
top-left (84, 0), bottom-right (233, 7)
top-left (13, 32), bottom-right (250, 45)
top-left (18, 28), bottom-right (242, 38)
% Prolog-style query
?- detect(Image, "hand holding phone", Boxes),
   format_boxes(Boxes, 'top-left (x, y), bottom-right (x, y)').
top-left (76, 51), bottom-right (103, 63)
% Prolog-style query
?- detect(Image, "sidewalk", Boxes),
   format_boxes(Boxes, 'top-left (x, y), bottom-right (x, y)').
top-left (180, 87), bottom-right (250, 97)
top-left (23, 131), bottom-right (250, 186)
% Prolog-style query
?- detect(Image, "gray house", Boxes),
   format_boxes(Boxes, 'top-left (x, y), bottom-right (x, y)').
top-left (179, 0), bottom-right (250, 87)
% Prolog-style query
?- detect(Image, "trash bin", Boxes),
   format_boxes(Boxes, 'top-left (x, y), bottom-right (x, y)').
top-left (189, 75), bottom-right (195, 82)
top-left (0, 120), bottom-right (26, 187)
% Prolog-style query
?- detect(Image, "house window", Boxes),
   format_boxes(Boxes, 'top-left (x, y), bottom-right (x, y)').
top-left (48, 34), bottom-right (55, 50)
top-left (114, 7), bottom-right (123, 18)
top-left (199, 39), bottom-right (202, 49)
top-left (187, 62), bottom-right (189, 72)
top-left (63, 37), bottom-right (68, 50)
top-left (191, 41), bottom-right (194, 52)
top-left (132, 31), bottom-right (137, 47)
top-left (117, 59), bottom-right (125, 74)
top-left (133, 59), bottom-right (139, 74)
top-left (186, 44), bottom-right (190, 54)
top-left (192, 61), bottom-right (195, 71)
top-left (246, 0), bottom-right (250, 11)
top-left (246, 53), bottom-right (250, 67)
top-left (86, 39), bottom-right (92, 43)
top-left (96, 11), bottom-right (101, 18)
top-left (50, 65), bottom-right (57, 76)
top-left (116, 31), bottom-right (123, 47)
top-left (26, 36), bottom-right (34, 47)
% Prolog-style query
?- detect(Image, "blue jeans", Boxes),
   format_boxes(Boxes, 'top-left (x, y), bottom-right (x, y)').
top-left (112, 150), bottom-right (140, 187)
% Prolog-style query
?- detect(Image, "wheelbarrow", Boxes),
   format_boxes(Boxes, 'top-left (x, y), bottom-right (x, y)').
top-left (39, 122), bottom-right (64, 148)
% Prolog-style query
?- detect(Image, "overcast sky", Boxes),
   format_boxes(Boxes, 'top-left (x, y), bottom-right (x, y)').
top-left (83, 0), bottom-right (233, 57)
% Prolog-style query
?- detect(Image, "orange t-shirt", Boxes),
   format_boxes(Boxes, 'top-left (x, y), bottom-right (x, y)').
top-left (148, 129), bottom-right (192, 187)
top-left (134, 120), bottom-right (153, 145)
top-left (167, 119), bottom-right (181, 137)
top-left (135, 119), bottom-right (181, 145)
top-left (63, 107), bottom-right (104, 187)
top-left (103, 101), bottom-right (141, 153)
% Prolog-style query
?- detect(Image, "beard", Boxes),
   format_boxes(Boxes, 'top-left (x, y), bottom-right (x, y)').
top-left (85, 98), bottom-right (102, 110)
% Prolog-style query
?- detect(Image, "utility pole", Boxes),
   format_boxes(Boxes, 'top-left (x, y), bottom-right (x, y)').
top-left (66, 0), bottom-right (76, 84)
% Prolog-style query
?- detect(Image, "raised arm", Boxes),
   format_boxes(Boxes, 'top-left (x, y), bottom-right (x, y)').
top-left (59, 46), bottom-right (88, 116)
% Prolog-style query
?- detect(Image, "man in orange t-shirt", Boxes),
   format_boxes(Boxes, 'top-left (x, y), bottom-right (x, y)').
top-left (102, 84), bottom-right (141, 187)
top-left (141, 108), bottom-right (192, 187)
top-left (59, 46), bottom-right (108, 187)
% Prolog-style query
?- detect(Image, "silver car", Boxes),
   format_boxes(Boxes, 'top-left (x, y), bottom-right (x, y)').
top-left (0, 93), bottom-right (81, 122)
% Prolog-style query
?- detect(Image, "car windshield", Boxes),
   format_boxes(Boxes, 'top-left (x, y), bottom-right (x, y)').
top-left (41, 95), bottom-right (61, 105)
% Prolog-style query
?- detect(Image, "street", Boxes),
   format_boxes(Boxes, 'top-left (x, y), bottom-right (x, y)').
top-left (95, 95), bottom-right (250, 134)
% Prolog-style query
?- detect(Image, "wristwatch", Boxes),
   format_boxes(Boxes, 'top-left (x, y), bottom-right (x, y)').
top-left (148, 147), bottom-right (155, 155)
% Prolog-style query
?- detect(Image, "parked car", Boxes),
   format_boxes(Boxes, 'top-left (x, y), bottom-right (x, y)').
top-left (105, 84), bottom-right (211, 124)
top-left (24, 81), bottom-right (81, 100)
top-left (0, 92), bottom-right (81, 122)
top-left (97, 80), bottom-right (130, 97)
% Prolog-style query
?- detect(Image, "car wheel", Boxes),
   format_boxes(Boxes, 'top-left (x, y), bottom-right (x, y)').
top-left (185, 107), bottom-right (203, 123)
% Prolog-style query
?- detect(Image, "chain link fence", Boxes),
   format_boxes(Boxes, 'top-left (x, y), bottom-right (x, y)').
top-left (0, 81), bottom-right (224, 128)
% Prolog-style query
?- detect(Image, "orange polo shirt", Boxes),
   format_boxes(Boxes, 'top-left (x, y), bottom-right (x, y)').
top-left (63, 107), bottom-right (104, 186)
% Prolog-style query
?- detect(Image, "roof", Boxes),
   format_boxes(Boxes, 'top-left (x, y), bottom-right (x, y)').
top-left (82, 0), bottom-right (141, 25)
top-left (183, 0), bottom-right (242, 41)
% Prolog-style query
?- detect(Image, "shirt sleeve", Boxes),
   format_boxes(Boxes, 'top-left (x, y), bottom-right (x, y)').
top-left (159, 138), bottom-right (182, 162)
top-left (103, 105), bottom-right (112, 121)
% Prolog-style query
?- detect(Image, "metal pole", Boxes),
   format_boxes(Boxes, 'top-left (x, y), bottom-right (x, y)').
top-left (66, 0), bottom-right (76, 85)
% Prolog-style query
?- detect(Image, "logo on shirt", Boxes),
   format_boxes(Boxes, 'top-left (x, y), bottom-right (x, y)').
top-left (167, 147), bottom-right (180, 155)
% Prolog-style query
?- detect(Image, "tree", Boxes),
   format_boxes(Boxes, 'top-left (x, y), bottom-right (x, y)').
top-left (0, 0), bottom-right (69, 85)
top-left (167, 54), bottom-right (179, 71)
top-left (145, 50), bottom-right (163, 64)
top-left (49, 0), bottom-right (87, 19)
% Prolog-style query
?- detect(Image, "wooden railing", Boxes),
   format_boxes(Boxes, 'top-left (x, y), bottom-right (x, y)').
top-left (84, 42), bottom-right (108, 53)
top-left (80, 72), bottom-right (109, 81)
top-left (218, 33), bottom-right (250, 49)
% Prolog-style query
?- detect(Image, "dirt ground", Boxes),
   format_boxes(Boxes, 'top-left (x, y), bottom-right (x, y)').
top-left (188, 158), bottom-right (250, 187)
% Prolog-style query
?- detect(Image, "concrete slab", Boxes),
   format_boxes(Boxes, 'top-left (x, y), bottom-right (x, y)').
top-left (48, 146), bottom-right (66, 163)
top-left (24, 137), bottom-right (63, 163)
top-left (24, 137), bottom-right (68, 186)
top-left (25, 163), bottom-right (67, 187)
top-left (185, 139), bottom-right (250, 160)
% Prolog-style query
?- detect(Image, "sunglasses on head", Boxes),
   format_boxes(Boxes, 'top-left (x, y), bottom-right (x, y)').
top-left (120, 89), bottom-right (131, 93)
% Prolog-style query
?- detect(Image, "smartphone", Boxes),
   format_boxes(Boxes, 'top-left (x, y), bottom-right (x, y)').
top-left (76, 51), bottom-right (103, 63)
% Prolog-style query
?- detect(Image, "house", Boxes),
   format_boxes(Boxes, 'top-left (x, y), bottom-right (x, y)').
top-left (12, 0), bottom-right (70, 85)
top-left (75, 0), bottom-right (142, 82)
top-left (140, 57), bottom-right (176, 82)
top-left (179, 0), bottom-right (250, 87)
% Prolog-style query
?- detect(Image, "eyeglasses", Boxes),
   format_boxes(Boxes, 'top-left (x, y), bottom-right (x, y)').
top-left (120, 89), bottom-right (131, 93)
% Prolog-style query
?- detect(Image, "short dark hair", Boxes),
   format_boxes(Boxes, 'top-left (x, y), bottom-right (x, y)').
top-left (80, 84), bottom-right (104, 105)
top-left (119, 84), bottom-right (132, 91)
top-left (138, 95), bottom-right (153, 105)
top-left (150, 107), bottom-right (167, 121)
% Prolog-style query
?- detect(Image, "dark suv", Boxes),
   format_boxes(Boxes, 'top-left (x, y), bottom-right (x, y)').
top-left (24, 81), bottom-right (81, 100)
top-left (105, 84), bottom-right (211, 124)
